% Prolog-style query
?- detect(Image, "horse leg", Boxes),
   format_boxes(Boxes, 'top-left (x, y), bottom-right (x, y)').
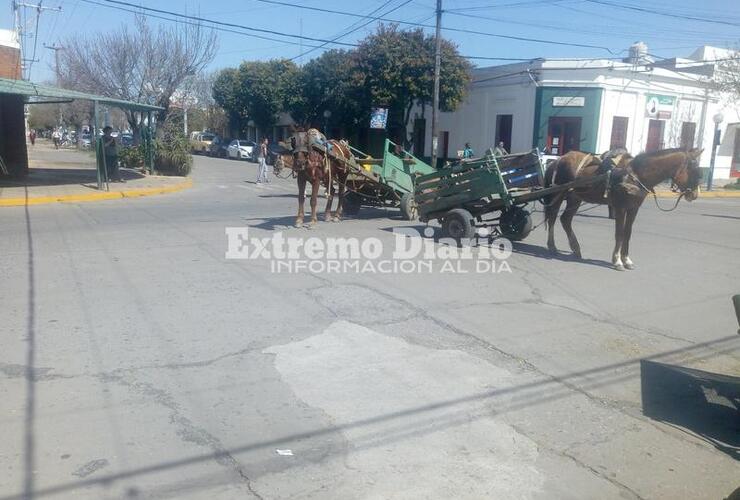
top-left (621, 207), bottom-right (639, 270)
top-left (611, 207), bottom-right (627, 271)
top-left (334, 176), bottom-right (345, 222)
top-left (296, 174), bottom-right (306, 227)
top-left (560, 197), bottom-right (583, 259)
top-left (545, 193), bottom-right (564, 254)
top-left (324, 179), bottom-right (335, 222)
top-left (309, 177), bottom-right (319, 226)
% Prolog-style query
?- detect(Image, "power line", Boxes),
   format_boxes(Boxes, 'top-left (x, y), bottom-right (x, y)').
top-left (584, 0), bottom-right (740, 28)
top-left (84, 0), bottom-right (361, 47)
top-left (290, 0), bottom-right (409, 62)
top-left (78, 0), bottom-right (357, 49)
top-left (255, 0), bottom-right (618, 53)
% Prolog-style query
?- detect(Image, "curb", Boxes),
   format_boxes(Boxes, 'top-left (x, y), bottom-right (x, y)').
top-left (0, 178), bottom-right (193, 207)
top-left (654, 190), bottom-right (740, 199)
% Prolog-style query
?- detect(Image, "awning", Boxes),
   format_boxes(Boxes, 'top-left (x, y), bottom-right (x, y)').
top-left (0, 77), bottom-right (163, 112)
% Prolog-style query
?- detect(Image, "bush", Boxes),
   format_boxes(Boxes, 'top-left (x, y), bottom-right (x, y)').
top-left (118, 145), bottom-right (146, 170)
top-left (724, 178), bottom-right (740, 190)
top-left (154, 124), bottom-right (192, 176)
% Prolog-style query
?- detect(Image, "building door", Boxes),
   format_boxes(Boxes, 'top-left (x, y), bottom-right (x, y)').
top-left (610, 116), bottom-right (629, 150)
top-left (413, 118), bottom-right (426, 158)
top-left (732, 127), bottom-right (740, 178)
top-left (646, 119), bottom-right (665, 152)
top-left (495, 114), bottom-right (513, 152)
top-left (680, 121), bottom-right (696, 150)
top-left (547, 117), bottom-right (582, 155)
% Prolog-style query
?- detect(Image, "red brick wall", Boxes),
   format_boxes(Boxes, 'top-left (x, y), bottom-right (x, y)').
top-left (0, 45), bottom-right (21, 79)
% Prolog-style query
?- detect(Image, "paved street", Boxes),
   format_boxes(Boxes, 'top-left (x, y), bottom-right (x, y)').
top-left (1, 154), bottom-right (739, 500)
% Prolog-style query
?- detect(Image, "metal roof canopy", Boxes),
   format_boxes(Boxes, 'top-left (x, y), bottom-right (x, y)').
top-left (0, 77), bottom-right (162, 190)
top-left (0, 77), bottom-right (163, 111)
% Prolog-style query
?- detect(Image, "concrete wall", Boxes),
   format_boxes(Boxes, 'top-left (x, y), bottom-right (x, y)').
top-left (0, 94), bottom-right (29, 178)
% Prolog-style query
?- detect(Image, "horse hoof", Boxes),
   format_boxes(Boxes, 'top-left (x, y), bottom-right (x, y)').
top-left (624, 262), bottom-right (635, 270)
top-left (572, 251), bottom-right (582, 259)
top-left (614, 263), bottom-right (625, 271)
top-left (295, 220), bottom-right (304, 228)
top-left (332, 216), bottom-right (341, 223)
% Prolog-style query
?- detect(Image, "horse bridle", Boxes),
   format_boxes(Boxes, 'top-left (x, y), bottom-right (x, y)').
top-left (630, 153), bottom-right (696, 212)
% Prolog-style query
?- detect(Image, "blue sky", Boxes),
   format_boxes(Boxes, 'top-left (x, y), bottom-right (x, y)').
top-left (8, 0), bottom-right (740, 83)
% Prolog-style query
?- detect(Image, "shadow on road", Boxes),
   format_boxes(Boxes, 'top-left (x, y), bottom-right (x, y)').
top-left (641, 360), bottom-right (739, 461)
top-left (5, 333), bottom-right (738, 500)
top-left (701, 213), bottom-right (740, 221)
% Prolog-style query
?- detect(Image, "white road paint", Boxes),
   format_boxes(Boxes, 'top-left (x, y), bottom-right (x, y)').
top-left (264, 321), bottom-right (544, 499)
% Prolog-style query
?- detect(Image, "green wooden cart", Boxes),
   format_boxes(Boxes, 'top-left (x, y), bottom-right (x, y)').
top-left (313, 139), bottom-right (436, 220)
top-left (414, 150), bottom-right (589, 240)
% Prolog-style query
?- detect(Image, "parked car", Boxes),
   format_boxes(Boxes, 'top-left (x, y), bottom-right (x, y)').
top-left (190, 131), bottom-right (216, 154)
top-left (227, 139), bottom-right (256, 161)
top-left (120, 134), bottom-right (134, 148)
top-left (80, 133), bottom-right (92, 149)
top-left (208, 136), bottom-right (231, 158)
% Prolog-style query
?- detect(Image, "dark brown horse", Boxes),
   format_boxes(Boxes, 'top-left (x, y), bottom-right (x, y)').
top-left (544, 148), bottom-right (702, 270)
top-left (291, 137), bottom-right (351, 227)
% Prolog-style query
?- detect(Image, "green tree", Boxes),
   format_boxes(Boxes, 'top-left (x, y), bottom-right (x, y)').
top-left (285, 49), bottom-right (363, 133)
top-left (353, 24), bottom-right (472, 142)
top-left (214, 59), bottom-right (298, 137)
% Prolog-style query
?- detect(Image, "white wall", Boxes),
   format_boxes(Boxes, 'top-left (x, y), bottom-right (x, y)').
top-left (426, 79), bottom-right (536, 158)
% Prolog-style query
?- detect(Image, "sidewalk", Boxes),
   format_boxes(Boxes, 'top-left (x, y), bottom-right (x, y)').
top-left (0, 141), bottom-right (191, 206)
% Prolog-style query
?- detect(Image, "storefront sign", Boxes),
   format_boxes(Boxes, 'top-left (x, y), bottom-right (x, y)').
top-left (552, 96), bottom-right (585, 107)
top-left (370, 108), bottom-right (388, 129)
top-left (646, 94), bottom-right (674, 119)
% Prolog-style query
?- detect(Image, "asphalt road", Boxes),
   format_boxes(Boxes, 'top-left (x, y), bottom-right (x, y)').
top-left (1, 154), bottom-right (739, 500)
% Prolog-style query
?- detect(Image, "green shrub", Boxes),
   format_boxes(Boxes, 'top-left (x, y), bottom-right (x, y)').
top-left (724, 178), bottom-right (740, 190)
top-left (118, 145), bottom-right (146, 170)
top-left (154, 124), bottom-right (192, 176)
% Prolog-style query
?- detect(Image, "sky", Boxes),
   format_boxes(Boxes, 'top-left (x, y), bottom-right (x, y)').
top-left (6, 0), bottom-right (740, 84)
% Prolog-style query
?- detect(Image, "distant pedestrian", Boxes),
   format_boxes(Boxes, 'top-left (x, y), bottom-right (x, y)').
top-left (256, 137), bottom-right (270, 183)
top-left (52, 129), bottom-right (61, 149)
top-left (103, 126), bottom-right (123, 182)
top-left (29, 130), bottom-right (36, 146)
top-left (462, 142), bottom-right (474, 159)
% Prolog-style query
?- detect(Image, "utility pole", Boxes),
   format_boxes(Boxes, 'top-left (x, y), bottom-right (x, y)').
top-left (44, 43), bottom-right (64, 125)
top-left (13, 1), bottom-right (62, 80)
top-left (430, 0), bottom-right (442, 169)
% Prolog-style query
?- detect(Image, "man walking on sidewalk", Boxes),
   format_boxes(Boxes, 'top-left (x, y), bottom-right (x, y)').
top-left (256, 137), bottom-right (270, 184)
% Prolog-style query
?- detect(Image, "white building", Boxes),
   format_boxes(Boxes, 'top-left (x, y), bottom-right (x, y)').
top-left (418, 44), bottom-right (740, 181)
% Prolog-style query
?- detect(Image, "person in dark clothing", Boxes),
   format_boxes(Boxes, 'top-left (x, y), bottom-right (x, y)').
top-left (103, 126), bottom-right (123, 182)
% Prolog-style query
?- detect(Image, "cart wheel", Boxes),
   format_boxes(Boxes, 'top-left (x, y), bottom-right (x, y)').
top-left (442, 209), bottom-right (475, 240)
top-left (400, 193), bottom-right (418, 220)
top-left (500, 206), bottom-right (533, 241)
top-left (343, 192), bottom-right (362, 216)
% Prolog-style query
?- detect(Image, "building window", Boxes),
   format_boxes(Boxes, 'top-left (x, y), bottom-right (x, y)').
top-left (646, 119), bottom-right (665, 152)
top-left (495, 114), bottom-right (512, 153)
top-left (610, 116), bottom-right (629, 150)
top-left (680, 122), bottom-right (696, 150)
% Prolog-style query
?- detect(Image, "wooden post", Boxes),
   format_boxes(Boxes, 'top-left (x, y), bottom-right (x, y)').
top-left (430, 0), bottom-right (442, 170)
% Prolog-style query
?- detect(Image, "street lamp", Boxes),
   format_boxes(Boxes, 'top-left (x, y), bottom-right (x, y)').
top-left (323, 109), bottom-right (331, 137)
top-left (707, 112), bottom-right (724, 191)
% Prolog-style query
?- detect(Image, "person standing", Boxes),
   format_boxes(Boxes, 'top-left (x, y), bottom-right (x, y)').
top-left (29, 129), bottom-right (36, 146)
top-left (103, 126), bottom-right (123, 182)
top-left (256, 137), bottom-right (269, 183)
top-left (52, 129), bottom-right (61, 149)
top-left (462, 142), bottom-right (474, 159)
top-left (493, 141), bottom-right (508, 157)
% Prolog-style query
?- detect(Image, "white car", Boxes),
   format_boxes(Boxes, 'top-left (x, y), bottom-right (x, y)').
top-left (226, 140), bottom-right (255, 161)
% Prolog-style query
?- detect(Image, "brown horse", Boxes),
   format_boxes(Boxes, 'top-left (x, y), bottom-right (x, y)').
top-left (544, 148), bottom-right (702, 270)
top-left (291, 138), bottom-right (351, 227)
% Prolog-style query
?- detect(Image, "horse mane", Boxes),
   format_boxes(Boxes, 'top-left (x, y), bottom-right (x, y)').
top-left (630, 148), bottom-right (698, 172)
